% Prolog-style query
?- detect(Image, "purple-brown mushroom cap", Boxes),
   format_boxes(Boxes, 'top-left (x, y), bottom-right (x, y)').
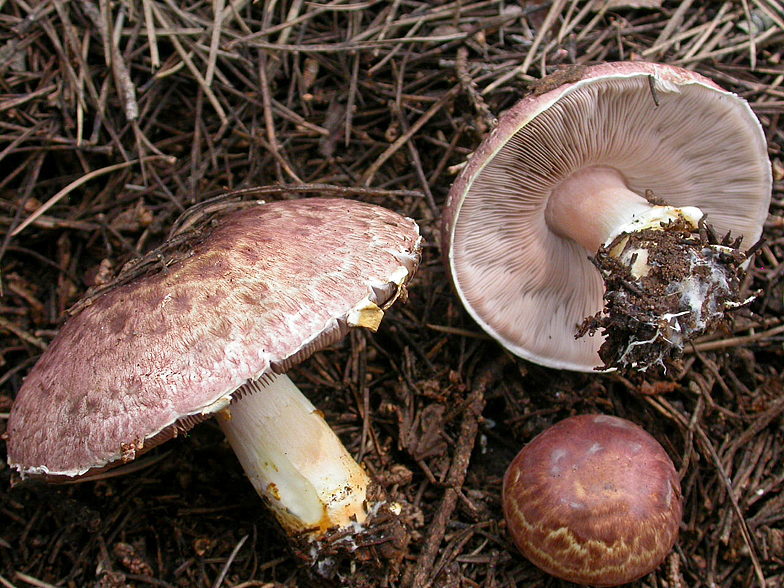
top-left (502, 414), bottom-right (682, 586)
top-left (7, 198), bottom-right (422, 478)
top-left (442, 62), bottom-right (771, 371)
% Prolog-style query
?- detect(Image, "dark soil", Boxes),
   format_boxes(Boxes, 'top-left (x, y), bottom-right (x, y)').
top-left (580, 218), bottom-right (752, 374)
top-left (1, 2), bottom-right (784, 588)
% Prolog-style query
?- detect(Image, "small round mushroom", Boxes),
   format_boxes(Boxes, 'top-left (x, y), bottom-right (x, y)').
top-left (442, 62), bottom-right (771, 372)
top-left (6, 197), bottom-right (421, 561)
top-left (502, 414), bottom-right (682, 587)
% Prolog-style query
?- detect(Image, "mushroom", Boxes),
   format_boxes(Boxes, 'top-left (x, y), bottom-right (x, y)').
top-left (502, 414), bottom-right (682, 587)
top-left (6, 197), bottom-right (421, 564)
top-left (442, 62), bottom-right (771, 372)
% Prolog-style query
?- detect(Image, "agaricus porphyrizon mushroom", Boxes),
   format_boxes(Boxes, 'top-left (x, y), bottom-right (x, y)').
top-left (6, 197), bottom-right (421, 565)
top-left (442, 62), bottom-right (771, 372)
top-left (503, 414), bottom-right (682, 587)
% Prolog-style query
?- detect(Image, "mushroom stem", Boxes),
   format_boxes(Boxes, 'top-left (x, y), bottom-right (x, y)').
top-left (549, 167), bottom-right (751, 372)
top-left (218, 373), bottom-right (370, 537)
top-left (546, 166), bottom-right (701, 252)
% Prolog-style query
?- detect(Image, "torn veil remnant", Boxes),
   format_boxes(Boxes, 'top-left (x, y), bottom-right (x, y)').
top-left (442, 61), bottom-right (771, 372)
top-left (6, 196), bottom-right (422, 573)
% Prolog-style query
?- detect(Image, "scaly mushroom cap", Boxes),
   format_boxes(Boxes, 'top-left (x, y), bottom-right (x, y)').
top-left (502, 414), bottom-right (682, 587)
top-left (7, 198), bottom-right (422, 478)
top-left (442, 62), bottom-right (771, 371)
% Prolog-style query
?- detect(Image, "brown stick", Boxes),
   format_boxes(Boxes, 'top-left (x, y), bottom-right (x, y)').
top-left (407, 357), bottom-right (505, 588)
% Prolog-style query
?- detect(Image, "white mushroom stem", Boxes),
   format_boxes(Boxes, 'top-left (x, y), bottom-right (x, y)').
top-left (545, 166), bottom-right (703, 253)
top-left (218, 373), bottom-right (370, 538)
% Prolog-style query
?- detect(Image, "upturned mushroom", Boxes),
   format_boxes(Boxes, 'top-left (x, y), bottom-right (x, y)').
top-left (442, 62), bottom-right (771, 372)
top-left (6, 197), bottom-right (421, 567)
top-left (503, 414), bottom-right (682, 587)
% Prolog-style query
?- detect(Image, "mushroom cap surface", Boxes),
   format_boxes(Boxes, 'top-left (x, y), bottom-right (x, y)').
top-left (442, 61), bottom-right (771, 371)
top-left (502, 414), bottom-right (682, 587)
top-left (7, 198), bottom-right (422, 478)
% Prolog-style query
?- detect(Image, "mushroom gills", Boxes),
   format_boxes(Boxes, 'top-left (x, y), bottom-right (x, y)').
top-left (218, 373), bottom-right (370, 537)
top-left (444, 64), bottom-right (771, 372)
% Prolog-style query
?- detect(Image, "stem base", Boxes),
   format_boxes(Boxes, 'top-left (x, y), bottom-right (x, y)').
top-left (578, 218), bottom-right (751, 372)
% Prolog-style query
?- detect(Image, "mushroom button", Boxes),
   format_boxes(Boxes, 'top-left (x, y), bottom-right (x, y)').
top-left (442, 62), bottom-right (771, 372)
top-left (503, 414), bottom-right (682, 587)
top-left (6, 197), bottom-right (421, 561)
